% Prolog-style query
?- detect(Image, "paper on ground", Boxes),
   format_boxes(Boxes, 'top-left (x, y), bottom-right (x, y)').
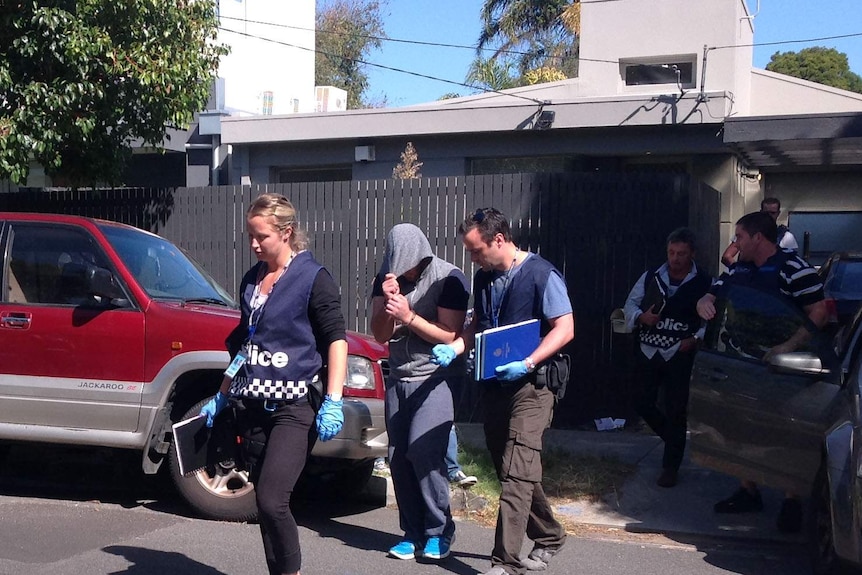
top-left (594, 417), bottom-right (626, 431)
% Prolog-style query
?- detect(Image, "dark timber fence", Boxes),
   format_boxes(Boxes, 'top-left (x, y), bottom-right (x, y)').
top-left (1, 173), bottom-right (719, 427)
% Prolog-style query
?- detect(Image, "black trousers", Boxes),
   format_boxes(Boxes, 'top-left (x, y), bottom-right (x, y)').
top-left (237, 398), bottom-right (315, 575)
top-left (634, 348), bottom-right (696, 472)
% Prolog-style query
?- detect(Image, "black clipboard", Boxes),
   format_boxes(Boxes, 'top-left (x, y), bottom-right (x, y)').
top-left (641, 275), bottom-right (667, 315)
top-left (172, 415), bottom-right (211, 476)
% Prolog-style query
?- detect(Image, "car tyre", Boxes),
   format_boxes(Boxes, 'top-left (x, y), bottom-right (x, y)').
top-left (168, 399), bottom-right (258, 522)
top-left (335, 459), bottom-right (375, 493)
top-left (810, 464), bottom-right (856, 575)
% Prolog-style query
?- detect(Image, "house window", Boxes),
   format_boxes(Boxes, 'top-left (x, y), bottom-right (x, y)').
top-left (622, 60), bottom-right (695, 88)
top-left (468, 156), bottom-right (580, 175)
top-left (274, 166), bottom-right (352, 183)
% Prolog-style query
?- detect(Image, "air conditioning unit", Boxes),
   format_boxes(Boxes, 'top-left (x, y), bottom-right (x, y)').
top-left (315, 86), bottom-right (347, 112)
top-left (355, 145), bottom-right (375, 162)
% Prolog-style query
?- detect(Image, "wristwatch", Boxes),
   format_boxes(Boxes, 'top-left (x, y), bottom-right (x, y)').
top-left (524, 356), bottom-right (537, 372)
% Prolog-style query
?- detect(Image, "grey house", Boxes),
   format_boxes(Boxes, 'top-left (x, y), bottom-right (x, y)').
top-left (220, 0), bottom-right (862, 265)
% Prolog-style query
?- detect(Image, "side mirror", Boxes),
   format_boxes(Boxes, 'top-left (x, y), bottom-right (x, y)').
top-left (769, 352), bottom-right (830, 377)
top-left (88, 267), bottom-right (131, 308)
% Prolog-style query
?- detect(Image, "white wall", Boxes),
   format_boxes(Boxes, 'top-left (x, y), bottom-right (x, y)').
top-left (766, 172), bottom-right (862, 214)
top-left (750, 70), bottom-right (862, 116)
top-left (578, 0), bottom-right (754, 114)
top-left (217, 0), bottom-right (315, 116)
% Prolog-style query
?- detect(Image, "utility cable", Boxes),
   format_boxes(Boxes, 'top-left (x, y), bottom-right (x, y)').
top-left (218, 14), bottom-right (616, 65)
top-left (710, 31), bottom-right (862, 51)
top-left (218, 26), bottom-right (549, 105)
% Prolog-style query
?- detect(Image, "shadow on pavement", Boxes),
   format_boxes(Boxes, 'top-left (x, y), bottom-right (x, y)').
top-left (0, 442), bottom-right (388, 522)
top-left (103, 546), bottom-right (228, 575)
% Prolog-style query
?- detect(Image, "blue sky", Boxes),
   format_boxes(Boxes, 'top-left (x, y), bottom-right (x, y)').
top-left (364, 0), bottom-right (862, 107)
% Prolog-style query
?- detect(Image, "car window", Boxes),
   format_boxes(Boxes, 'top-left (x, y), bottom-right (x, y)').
top-left (825, 259), bottom-right (862, 300)
top-left (7, 224), bottom-right (117, 306)
top-left (704, 284), bottom-right (818, 361)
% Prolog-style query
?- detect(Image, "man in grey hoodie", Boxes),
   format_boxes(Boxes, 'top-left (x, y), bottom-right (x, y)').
top-left (370, 223), bottom-right (470, 562)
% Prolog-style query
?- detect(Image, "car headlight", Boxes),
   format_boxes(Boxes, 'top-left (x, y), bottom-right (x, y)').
top-left (344, 355), bottom-right (376, 390)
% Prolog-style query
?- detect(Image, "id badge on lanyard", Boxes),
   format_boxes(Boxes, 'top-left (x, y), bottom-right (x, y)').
top-left (224, 348), bottom-right (249, 379)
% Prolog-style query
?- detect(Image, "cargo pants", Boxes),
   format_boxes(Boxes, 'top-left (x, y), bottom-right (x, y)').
top-left (483, 380), bottom-right (566, 575)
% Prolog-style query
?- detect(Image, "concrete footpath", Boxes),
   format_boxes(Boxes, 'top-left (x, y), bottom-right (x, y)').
top-left (453, 423), bottom-right (806, 546)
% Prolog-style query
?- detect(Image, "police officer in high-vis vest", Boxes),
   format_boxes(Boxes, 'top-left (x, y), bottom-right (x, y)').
top-left (200, 193), bottom-right (347, 575)
top-left (624, 227), bottom-right (712, 489)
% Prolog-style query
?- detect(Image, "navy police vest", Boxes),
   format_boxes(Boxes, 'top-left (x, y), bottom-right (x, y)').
top-left (232, 251), bottom-right (324, 399)
top-left (638, 267), bottom-right (711, 349)
top-left (474, 254), bottom-right (559, 335)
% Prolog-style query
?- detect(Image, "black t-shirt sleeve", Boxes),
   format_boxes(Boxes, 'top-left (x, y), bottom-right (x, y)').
top-left (437, 271), bottom-right (470, 310)
top-left (309, 269), bottom-right (347, 346)
top-left (371, 273), bottom-right (384, 298)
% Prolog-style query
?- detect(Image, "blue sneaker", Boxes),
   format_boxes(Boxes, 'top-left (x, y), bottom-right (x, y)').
top-left (422, 533), bottom-right (454, 560)
top-left (388, 540), bottom-right (417, 560)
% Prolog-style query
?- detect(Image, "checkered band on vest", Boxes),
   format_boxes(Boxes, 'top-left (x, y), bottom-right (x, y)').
top-left (230, 374), bottom-right (318, 400)
top-left (640, 332), bottom-right (679, 349)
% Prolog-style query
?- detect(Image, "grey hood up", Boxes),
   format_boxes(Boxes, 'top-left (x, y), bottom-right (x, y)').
top-left (381, 223), bottom-right (434, 278)
top-left (378, 223), bottom-right (469, 382)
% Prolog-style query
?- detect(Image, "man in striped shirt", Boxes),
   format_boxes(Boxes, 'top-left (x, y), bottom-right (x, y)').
top-left (697, 210), bottom-right (828, 533)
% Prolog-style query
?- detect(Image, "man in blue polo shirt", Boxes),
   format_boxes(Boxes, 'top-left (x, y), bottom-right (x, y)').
top-left (697, 210), bottom-right (827, 533)
top-left (432, 207), bottom-right (574, 575)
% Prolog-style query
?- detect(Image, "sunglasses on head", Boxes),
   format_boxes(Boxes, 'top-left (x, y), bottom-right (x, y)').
top-left (471, 209), bottom-right (486, 223)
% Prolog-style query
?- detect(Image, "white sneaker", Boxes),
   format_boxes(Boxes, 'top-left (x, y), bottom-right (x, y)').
top-left (449, 469), bottom-right (478, 487)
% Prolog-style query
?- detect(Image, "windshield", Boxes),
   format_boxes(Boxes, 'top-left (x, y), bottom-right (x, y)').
top-left (98, 224), bottom-right (237, 307)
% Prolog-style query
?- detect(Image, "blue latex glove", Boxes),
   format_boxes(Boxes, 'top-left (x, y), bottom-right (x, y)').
top-left (495, 360), bottom-right (529, 382)
top-left (199, 391), bottom-right (229, 428)
top-left (316, 395), bottom-right (344, 441)
top-left (431, 344), bottom-right (457, 367)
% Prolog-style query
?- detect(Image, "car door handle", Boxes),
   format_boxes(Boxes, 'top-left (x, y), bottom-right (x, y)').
top-left (1, 314), bottom-right (32, 328)
top-left (694, 367), bottom-right (729, 381)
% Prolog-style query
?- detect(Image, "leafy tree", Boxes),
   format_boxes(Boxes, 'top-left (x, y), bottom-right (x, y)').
top-left (465, 57), bottom-right (519, 92)
top-left (477, 0), bottom-right (579, 79)
top-left (766, 46), bottom-right (862, 94)
top-left (0, 1), bottom-right (226, 186)
top-left (315, 0), bottom-right (387, 110)
top-left (392, 141), bottom-right (422, 179)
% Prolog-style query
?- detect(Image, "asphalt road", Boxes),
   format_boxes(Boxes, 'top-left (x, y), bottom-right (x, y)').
top-left (0, 444), bottom-right (812, 575)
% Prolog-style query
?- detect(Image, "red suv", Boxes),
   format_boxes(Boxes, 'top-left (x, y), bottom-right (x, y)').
top-left (0, 213), bottom-right (387, 521)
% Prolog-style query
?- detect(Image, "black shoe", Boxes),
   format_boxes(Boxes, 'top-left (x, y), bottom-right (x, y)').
top-left (776, 498), bottom-right (803, 533)
top-left (714, 487), bottom-right (764, 513)
top-left (656, 469), bottom-right (678, 488)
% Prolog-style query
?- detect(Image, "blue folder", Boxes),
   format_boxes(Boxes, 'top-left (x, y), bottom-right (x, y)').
top-left (474, 319), bottom-right (540, 381)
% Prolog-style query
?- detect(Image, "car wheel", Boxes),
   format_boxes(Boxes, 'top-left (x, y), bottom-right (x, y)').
top-left (809, 465), bottom-right (855, 575)
top-left (168, 399), bottom-right (258, 522)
